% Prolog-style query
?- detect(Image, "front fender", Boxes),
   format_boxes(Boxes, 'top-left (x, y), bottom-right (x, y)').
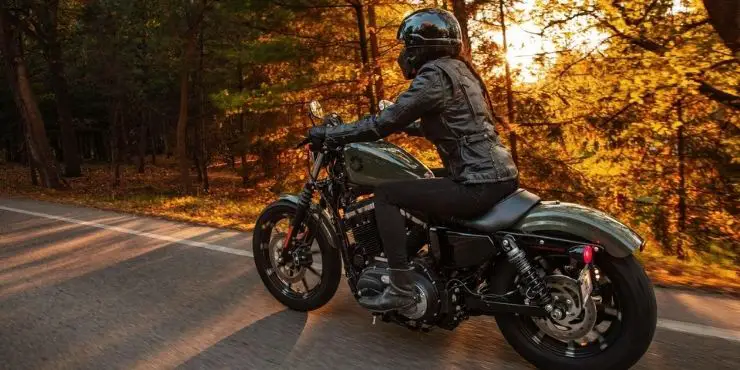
top-left (277, 194), bottom-right (341, 249)
top-left (514, 201), bottom-right (644, 257)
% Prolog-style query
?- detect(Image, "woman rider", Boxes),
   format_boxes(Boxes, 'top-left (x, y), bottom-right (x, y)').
top-left (307, 8), bottom-right (519, 312)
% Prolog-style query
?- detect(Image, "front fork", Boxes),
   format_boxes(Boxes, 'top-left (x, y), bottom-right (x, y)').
top-left (282, 152), bottom-right (326, 256)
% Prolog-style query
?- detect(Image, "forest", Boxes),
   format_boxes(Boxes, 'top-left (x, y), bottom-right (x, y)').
top-left (0, 0), bottom-right (737, 287)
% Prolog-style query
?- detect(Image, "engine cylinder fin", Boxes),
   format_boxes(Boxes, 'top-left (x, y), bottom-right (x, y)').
top-left (344, 198), bottom-right (384, 265)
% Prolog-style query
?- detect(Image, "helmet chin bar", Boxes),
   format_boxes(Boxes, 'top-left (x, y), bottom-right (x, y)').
top-left (397, 47), bottom-right (419, 80)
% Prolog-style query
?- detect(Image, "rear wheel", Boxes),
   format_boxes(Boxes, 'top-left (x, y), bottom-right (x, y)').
top-left (491, 249), bottom-right (657, 370)
top-left (253, 201), bottom-right (342, 311)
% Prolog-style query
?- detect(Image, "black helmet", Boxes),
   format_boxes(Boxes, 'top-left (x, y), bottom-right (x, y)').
top-left (397, 8), bottom-right (463, 48)
top-left (396, 8), bottom-right (463, 79)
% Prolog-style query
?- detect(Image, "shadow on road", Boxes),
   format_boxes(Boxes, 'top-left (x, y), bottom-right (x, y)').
top-left (179, 310), bottom-right (308, 369)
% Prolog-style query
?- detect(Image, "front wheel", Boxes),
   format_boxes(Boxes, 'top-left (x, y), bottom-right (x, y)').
top-left (252, 200), bottom-right (342, 311)
top-left (491, 251), bottom-right (657, 370)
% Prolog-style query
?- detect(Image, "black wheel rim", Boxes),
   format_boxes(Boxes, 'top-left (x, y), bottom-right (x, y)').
top-left (258, 212), bottom-right (324, 300)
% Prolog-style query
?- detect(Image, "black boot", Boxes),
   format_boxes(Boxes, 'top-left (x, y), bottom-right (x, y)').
top-left (358, 268), bottom-right (417, 312)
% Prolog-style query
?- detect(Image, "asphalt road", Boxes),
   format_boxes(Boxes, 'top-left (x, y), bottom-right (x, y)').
top-left (1, 197), bottom-right (738, 370)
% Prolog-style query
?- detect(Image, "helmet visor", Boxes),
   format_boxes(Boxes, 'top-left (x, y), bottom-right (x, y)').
top-left (397, 8), bottom-right (462, 47)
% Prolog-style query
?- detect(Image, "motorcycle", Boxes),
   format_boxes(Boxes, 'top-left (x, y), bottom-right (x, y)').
top-left (253, 100), bottom-right (657, 370)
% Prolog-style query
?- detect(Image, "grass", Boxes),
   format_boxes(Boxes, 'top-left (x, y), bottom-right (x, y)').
top-left (1, 160), bottom-right (738, 296)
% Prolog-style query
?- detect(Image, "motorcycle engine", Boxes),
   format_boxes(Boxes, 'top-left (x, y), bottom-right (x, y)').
top-left (345, 198), bottom-right (443, 325)
top-left (343, 198), bottom-right (427, 270)
top-left (343, 198), bottom-right (384, 269)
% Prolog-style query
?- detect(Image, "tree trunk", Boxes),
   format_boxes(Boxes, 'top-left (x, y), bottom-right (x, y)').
top-left (194, 150), bottom-right (203, 183)
top-left (676, 102), bottom-right (687, 259)
top-left (45, 27), bottom-right (81, 177)
top-left (198, 28), bottom-right (211, 193)
top-left (200, 114), bottom-right (209, 192)
top-left (353, 46), bottom-right (364, 118)
top-left (29, 155), bottom-right (38, 186)
top-left (21, 122), bottom-right (38, 185)
top-left (127, 113), bottom-right (136, 164)
top-left (176, 31), bottom-right (198, 194)
top-left (138, 110), bottom-right (147, 173)
top-left (149, 111), bottom-right (156, 165)
top-left (239, 144), bottom-right (247, 185)
top-left (367, 3), bottom-right (384, 101)
top-left (351, 2), bottom-right (376, 114)
top-left (195, 27), bottom-right (209, 193)
top-left (237, 62), bottom-right (248, 186)
top-left (450, 0), bottom-right (472, 59)
top-left (653, 199), bottom-right (671, 252)
top-left (702, 0), bottom-right (739, 55)
top-left (101, 127), bottom-right (110, 162)
top-left (4, 138), bottom-right (10, 162)
top-left (23, 0), bottom-right (82, 176)
top-left (498, 0), bottom-right (519, 165)
top-left (111, 102), bottom-right (122, 187)
top-left (0, 10), bottom-right (64, 189)
top-left (162, 118), bottom-right (170, 159)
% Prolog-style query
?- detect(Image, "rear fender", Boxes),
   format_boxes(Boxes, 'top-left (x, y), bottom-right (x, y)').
top-left (277, 194), bottom-right (340, 249)
top-left (514, 201), bottom-right (644, 257)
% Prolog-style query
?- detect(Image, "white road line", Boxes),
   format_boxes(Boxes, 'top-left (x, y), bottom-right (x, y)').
top-left (657, 319), bottom-right (740, 343)
top-left (3, 203), bottom-right (740, 343)
top-left (0, 205), bottom-right (253, 257)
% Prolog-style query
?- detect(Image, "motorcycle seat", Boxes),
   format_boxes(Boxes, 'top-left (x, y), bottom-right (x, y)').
top-left (456, 189), bottom-right (541, 233)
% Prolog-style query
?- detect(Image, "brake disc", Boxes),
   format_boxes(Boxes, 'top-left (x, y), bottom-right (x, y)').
top-left (268, 233), bottom-right (306, 284)
top-left (532, 275), bottom-right (598, 342)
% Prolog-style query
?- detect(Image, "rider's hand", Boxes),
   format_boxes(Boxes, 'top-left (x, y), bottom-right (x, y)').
top-left (307, 126), bottom-right (326, 152)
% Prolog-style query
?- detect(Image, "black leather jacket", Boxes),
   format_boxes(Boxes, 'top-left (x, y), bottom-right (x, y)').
top-left (322, 57), bottom-right (518, 184)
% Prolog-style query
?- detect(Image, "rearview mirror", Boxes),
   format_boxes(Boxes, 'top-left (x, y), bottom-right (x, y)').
top-left (378, 99), bottom-right (393, 111)
top-left (308, 100), bottom-right (324, 120)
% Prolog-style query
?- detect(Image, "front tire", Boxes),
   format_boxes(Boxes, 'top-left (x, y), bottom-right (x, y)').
top-left (492, 253), bottom-right (657, 370)
top-left (253, 200), bottom-right (342, 311)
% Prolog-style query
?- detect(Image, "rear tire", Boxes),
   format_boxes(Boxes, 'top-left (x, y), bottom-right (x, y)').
top-left (492, 253), bottom-right (657, 370)
top-left (253, 201), bottom-right (342, 311)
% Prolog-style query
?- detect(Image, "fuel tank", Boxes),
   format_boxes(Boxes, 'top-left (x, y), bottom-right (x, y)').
top-left (343, 141), bottom-right (433, 188)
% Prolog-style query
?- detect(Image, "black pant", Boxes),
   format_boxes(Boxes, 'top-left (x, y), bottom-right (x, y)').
top-left (374, 177), bottom-right (518, 268)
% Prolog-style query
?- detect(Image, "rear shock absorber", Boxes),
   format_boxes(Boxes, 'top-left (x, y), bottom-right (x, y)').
top-left (500, 235), bottom-right (553, 311)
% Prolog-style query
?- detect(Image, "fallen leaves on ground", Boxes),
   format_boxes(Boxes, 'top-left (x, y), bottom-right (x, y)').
top-left (0, 160), bottom-right (277, 231)
top-left (637, 248), bottom-right (740, 297)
